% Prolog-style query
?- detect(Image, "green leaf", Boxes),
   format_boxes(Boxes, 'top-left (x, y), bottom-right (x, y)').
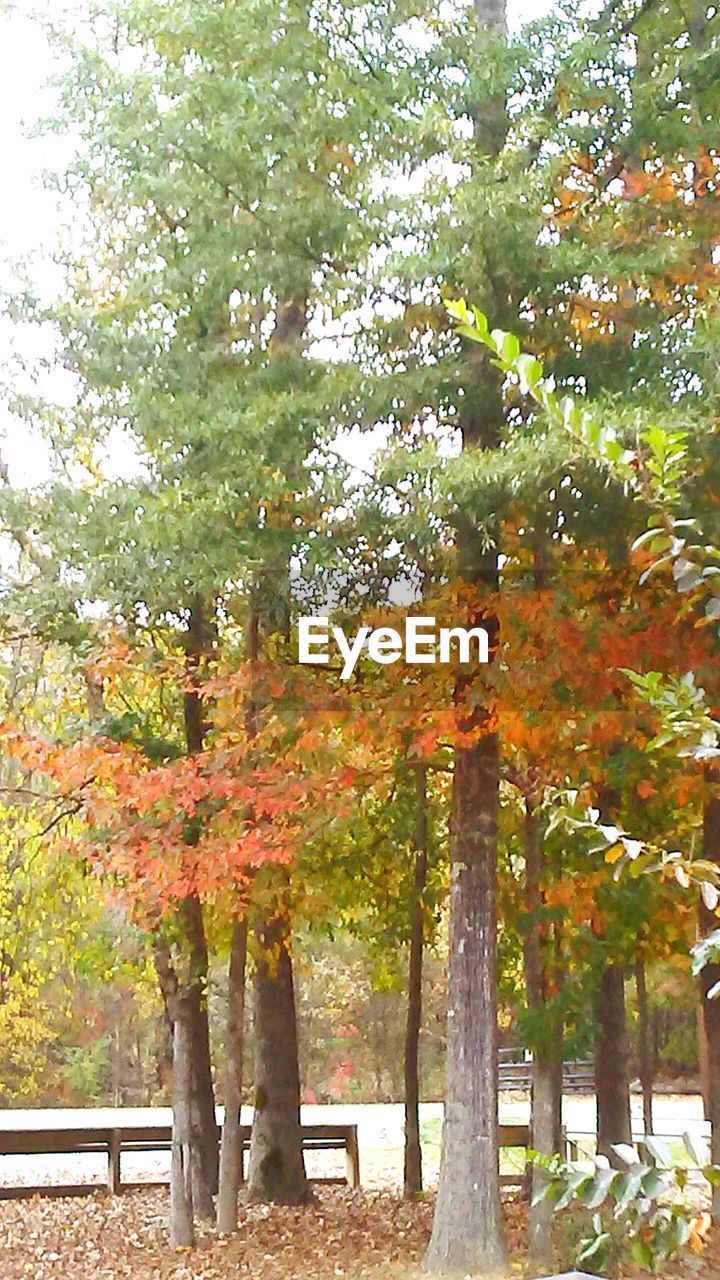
top-left (683, 1131), bottom-right (709, 1166)
top-left (631, 527), bottom-right (668, 551)
top-left (515, 352), bottom-right (543, 394)
top-left (643, 1136), bottom-right (672, 1168)
top-left (578, 1231), bottom-right (611, 1264)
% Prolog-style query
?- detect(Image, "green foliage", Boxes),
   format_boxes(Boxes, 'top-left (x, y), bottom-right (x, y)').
top-left (692, 929), bottom-right (720, 995)
top-left (622, 670), bottom-right (720, 761)
top-left (58, 1039), bottom-right (111, 1103)
top-left (446, 299), bottom-right (720, 637)
top-left (295, 932), bottom-right (448, 1102)
top-left (447, 299), bottom-right (686, 497)
top-left (534, 1137), bottom-right (719, 1274)
top-left (547, 788), bottom-right (718, 891)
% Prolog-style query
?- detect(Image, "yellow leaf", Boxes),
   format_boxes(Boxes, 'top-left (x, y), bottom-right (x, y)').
top-left (605, 843), bottom-right (624, 864)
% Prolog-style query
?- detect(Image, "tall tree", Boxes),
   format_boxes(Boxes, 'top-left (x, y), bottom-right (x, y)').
top-left (423, 0), bottom-right (510, 1264)
top-left (6, 0), bottom-right (430, 1233)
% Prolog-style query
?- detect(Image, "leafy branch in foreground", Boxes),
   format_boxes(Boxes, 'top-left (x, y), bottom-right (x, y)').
top-left (620, 670), bottom-right (720, 762)
top-left (445, 299), bottom-right (720, 637)
top-left (533, 1136), bottom-right (719, 1273)
top-left (545, 788), bottom-right (720, 898)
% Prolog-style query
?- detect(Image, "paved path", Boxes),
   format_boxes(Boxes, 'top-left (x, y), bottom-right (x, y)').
top-left (0, 1095), bottom-right (708, 1192)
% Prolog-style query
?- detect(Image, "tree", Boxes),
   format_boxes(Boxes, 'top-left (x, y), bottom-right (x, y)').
top-left (5, 0), bottom-right (437, 1235)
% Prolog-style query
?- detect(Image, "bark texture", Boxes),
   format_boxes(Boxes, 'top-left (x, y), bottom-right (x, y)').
top-left (156, 898), bottom-right (216, 1241)
top-left (528, 1059), bottom-right (561, 1264)
top-left (523, 802), bottom-right (562, 1268)
top-left (180, 602), bottom-right (220, 1197)
top-left (247, 910), bottom-right (311, 1204)
top-left (217, 914), bottom-right (249, 1233)
top-left (595, 963), bottom-right (632, 1162)
top-left (404, 763), bottom-right (428, 1200)
top-left (422, 337), bottom-right (508, 1261)
top-left (593, 786), bottom-right (632, 1164)
top-left (423, 0), bottom-right (510, 1263)
top-left (181, 897), bottom-right (218, 1204)
top-left (189, 983), bottom-right (219, 1199)
top-left (423, 724), bottom-right (507, 1273)
top-left (170, 1002), bottom-right (196, 1248)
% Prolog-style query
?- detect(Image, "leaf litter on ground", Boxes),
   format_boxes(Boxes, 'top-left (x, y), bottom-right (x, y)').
top-left (0, 1188), bottom-right (717, 1280)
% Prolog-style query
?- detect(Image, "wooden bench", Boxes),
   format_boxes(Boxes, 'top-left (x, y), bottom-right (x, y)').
top-left (0, 1118), bottom-right (570, 1198)
top-left (0, 1122), bottom-right (360, 1199)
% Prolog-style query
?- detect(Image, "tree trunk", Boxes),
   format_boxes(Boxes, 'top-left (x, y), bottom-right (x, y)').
top-left (700, 791), bottom-right (720, 1220)
top-left (550, 920), bottom-right (565, 1158)
top-left (423, 375), bottom-right (507, 1267)
top-left (550, 1057), bottom-right (563, 1153)
top-left (170, 998), bottom-right (195, 1248)
top-left (187, 1025), bottom-right (216, 1221)
top-left (423, 726), bottom-right (507, 1274)
top-left (247, 909), bottom-right (311, 1204)
top-left (404, 763), bottom-right (428, 1200)
top-left (699, 1003), bottom-right (711, 1120)
top-left (595, 963), bottom-right (632, 1162)
top-left (635, 957), bottom-right (654, 1137)
top-left (180, 897), bottom-right (218, 1205)
top-left (523, 801), bottom-right (562, 1269)
top-left (154, 897), bottom-right (217, 1237)
top-left (180, 602), bottom-right (220, 1197)
top-left (528, 1059), bottom-right (561, 1265)
top-left (217, 914), bottom-right (249, 1233)
top-left (187, 986), bottom-right (218, 1198)
top-left (593, 785), bottom-right (632, 1164)
top-left (156, 1009), bottom-right (173, 1096)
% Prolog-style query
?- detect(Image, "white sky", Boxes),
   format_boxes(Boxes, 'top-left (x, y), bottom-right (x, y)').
top-left (0, 0), bottom-right (555, 491)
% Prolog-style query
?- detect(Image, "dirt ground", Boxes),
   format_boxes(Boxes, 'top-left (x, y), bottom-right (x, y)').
top-left (0, 1187), bottom-right (718, 1280)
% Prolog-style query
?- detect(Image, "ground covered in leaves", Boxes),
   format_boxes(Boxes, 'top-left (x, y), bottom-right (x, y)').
top-left (1, 1189), bottom-right (432, 1280)
top-left (0, 1187), bottom-right (718, 1280)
